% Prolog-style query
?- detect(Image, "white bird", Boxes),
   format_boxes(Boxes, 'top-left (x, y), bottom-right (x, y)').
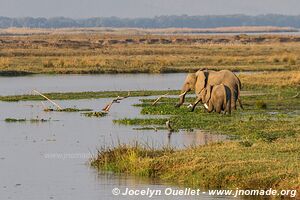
top-left (166, 120), bottom-right (174, 132)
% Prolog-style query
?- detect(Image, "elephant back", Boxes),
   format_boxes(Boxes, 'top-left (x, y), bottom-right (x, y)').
top-left (207, 70), bottom-right (239, 90)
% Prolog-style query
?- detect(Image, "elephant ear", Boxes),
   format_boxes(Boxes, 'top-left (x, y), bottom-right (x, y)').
top-left (205, 85), bottom-right (213, 103)
top-left (195, 70), bottom-right (208, 90)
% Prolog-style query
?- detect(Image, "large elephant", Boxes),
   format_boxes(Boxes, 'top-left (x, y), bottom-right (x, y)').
top-left (176, 69), bottom-right (243, 110)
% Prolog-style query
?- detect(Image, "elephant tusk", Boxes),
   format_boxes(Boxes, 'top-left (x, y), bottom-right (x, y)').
top-left (204, 103), bottom-right (209, 109)
top-left (179, 91), bottom-right (188, 97)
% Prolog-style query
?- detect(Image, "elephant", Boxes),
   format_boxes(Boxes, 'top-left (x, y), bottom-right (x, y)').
top-left (176, 69), bottom-right (243, 110)
top-left (191, 84), bottom-right (231, 114)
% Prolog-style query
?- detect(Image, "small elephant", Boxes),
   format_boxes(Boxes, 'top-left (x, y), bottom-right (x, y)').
top-left (191, 84), bottom-right (231, 114)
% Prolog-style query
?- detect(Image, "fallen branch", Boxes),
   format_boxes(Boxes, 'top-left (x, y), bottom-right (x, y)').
top-left (32, 90), bottom-right (62, 110)
top-left (152, 93), bottom-right (169, 105)
top-left (102, 92), bottom-right (130, 112)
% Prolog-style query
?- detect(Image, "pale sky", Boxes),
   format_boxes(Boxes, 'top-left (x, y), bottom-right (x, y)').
top-left (1, 0), bottom-right (300, 18)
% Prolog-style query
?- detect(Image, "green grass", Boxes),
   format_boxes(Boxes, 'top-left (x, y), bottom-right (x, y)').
top-left (115, 87), bottom-right (300, 141)
top-left (95, 86), bottom-right (300, 195)
top-left (91, 139), bottom-right (300, 195)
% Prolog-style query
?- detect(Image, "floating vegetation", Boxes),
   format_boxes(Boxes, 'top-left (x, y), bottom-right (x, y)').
top-left (132, 126), bottom-right (166, 131)
top-left (44, 108), bottom-right (93, 112)
top-left (82, 111), bottom-right (107, 118)
top-left (5, 118), bottom-right (26, 122)
top-left (29, 119), bottom-right (51, 123)
top-left (5, 118), bottom-right (51, 123)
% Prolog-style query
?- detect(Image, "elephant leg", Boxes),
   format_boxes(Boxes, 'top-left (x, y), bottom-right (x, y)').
top-left (226, 96), bottom-right (231, 114)
top-left (227, 102), bottom-right (231, 114)
top-left (215, 105), bottom-right (222, 114)
top-left (231, 89), bottom-right (237, 110)
top-left (191, 97), bottom-right (201, 112)
top-left (206, 102), bottom-right (214, 113)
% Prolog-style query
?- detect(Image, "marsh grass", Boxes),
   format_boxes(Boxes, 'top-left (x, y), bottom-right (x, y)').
top-left (115, 87), bottom-right (300, 142)
top-left (91, 86), bottom-right (300, 195)
top-left (91, 138), bottom-right (300, 194)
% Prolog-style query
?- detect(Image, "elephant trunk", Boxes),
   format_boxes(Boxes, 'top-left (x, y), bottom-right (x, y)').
top-left (176, 90), bottom-right (188, 107)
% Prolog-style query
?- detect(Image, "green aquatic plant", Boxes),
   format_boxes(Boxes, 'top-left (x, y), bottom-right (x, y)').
top-left (5, 118), bottom-right (26, 122)
top-left (44, 108), bottom-right (93, 112)
top-left (82, 111), bottom-right (107, 117)
top-left (114, 87), bottom-right (300, 141)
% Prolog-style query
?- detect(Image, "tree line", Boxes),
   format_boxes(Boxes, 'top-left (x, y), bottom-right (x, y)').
top-left (1, 14), bottom-right (300, 28)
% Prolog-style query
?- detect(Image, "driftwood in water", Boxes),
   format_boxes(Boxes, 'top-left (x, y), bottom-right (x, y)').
top-left (102, 92), bottom-right (130, 112)
top-left (32, 90), bottom-right (62, 110)
top-left (152, 93), bottom-right (169, 106)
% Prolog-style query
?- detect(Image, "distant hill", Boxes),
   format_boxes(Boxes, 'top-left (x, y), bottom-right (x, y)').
top-left (1, 14), bottom-right (300, 29)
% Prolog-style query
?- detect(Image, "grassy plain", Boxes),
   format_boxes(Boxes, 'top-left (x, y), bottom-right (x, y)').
top-left (0, 30), bottom-right (300, 75)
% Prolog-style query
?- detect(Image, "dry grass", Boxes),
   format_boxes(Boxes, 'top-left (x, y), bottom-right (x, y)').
top-left (0, 31), bottom-right (300, 74)
top-left (240, 71), bottom-right (300, 87)
top-left (0, 26), bottom-right (298, 35)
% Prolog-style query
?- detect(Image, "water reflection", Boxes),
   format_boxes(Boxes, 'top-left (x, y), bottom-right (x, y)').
top-left (167, 130), bottom-right (228, 148)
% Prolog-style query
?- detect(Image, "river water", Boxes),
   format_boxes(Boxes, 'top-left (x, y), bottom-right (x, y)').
top-left (0, 74), bottom-right (186, 96)
top-left (0, 74), bottom-right (234, 200)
